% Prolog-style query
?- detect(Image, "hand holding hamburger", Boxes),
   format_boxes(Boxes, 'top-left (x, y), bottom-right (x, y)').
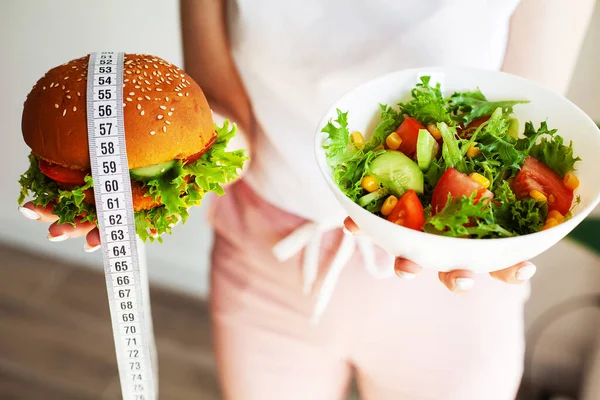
top-left (18, 54), bottom-right (248, 249)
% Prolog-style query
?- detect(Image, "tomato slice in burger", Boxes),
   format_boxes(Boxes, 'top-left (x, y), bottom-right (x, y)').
top-left (39, 159), bottom-right (89, 185)
top-left (395, 117), bottom-right (426, 158)
top-left (512, 156), bottom-right (574, 215)
top-left (431, 168), bottom-right (494, 214)
top-left (386, 190), bottom-right (425, 231)
top-left (182, 133), bottom-right (218, 165)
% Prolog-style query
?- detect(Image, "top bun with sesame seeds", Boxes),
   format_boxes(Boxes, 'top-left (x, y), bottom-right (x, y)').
top-left (22, 53), bottom-right (215, 170)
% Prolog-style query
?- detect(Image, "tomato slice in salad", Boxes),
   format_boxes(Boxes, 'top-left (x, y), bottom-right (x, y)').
top-left (395, 117), bottom-right (425, 158)
top-left (39, 159), bottom-right (89, 185)
top-left (512, 156), bottom-right (574, 215)
top-left (431, 168), bottom-right (494, 214)
top-left (386, 190), bottom-right (424, 231)
top-left (456, 116), bottom-right (490, 138)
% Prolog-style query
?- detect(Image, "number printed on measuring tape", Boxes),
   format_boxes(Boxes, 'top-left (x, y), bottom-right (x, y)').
top-left (110, 257), bottom-right (132, 272)
top-left (94, 118), bottom-right (117, 136)
top-left (99, 156), bottom-right (123, 174)
top-left (86, 52), bottom-right (155, 400)
top-left (95, 137), bottom-right (120, 156)
top-left (103, 210), bottom-right (125, 227)
top-left (94, 86), bottom-right (116, 101)
top-left (94, 100), bottom-right (117, 118)
top-left (114, 287), bottom-right (135, 301)
top-left (100, 175), bottom-right (124, 194)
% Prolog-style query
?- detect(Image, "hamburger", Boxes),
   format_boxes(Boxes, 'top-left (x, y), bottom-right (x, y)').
top-left (18, 53), bottom-right (247, 242)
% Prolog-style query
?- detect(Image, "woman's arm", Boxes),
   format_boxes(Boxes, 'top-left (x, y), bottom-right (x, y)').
top-left (179, 0), bottom-right (255, 136)
top-left (502, 0), bottom-right (596, 95)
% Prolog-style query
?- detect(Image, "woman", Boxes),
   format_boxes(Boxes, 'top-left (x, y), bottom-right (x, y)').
top-left (20, 0), bottom-right (595, 398)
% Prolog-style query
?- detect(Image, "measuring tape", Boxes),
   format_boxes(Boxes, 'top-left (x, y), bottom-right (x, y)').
top-left (86, 51), bottom-right (157, 400)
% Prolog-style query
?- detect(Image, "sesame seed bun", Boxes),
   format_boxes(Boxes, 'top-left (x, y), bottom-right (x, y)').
top-left (22, 54), bottom-right (215, 170)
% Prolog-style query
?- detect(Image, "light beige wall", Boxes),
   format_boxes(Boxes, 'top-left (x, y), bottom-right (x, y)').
top-left (567, 1), bottom-right (600, 123)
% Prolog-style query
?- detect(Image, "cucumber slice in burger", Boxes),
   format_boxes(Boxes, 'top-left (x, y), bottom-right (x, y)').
top-left (130, 160), bottom-right (176, 181)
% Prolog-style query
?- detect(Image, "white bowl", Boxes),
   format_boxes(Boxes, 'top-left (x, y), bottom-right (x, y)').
top-left (315, 66), bottom-right (600, 273)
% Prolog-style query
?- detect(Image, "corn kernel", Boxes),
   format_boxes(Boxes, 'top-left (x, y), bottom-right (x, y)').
top-left (361, 176), bottom-right (378, 192)
top-left (427, 124), bottom-right (442, 140)
top-left (351, 131), bottom-right (365, 148)
top-left (542, 218), bottom-right (559, 230)
top-left (469, 172), bottom-right (490, 189)
top-left (380, 195), bottom-right (398, 216)
top-left (529, 190), bottom-right (547, 202)
top-left (564, 173), bottom-right (580, 190)
top-left (386, 132), bottom-right (403, 150)
top-left (466, 143), bottom-right (481, 158)
top-left (547, 210), bottom-right (565, 223)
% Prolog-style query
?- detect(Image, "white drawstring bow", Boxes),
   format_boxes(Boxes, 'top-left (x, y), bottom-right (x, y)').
top-left (272, 220), bottom-right (395, 324)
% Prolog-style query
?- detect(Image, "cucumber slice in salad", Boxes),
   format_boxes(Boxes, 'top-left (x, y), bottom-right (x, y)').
top-left (369, 150), bottom-right (424, 197)
top-left (130, 160), bottom-right (176, 181)
top-left (416, 129), bottom-right (439, 171)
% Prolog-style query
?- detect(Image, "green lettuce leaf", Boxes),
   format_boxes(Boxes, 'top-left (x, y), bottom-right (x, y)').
top-left (18, 153), bottom-right (60, 207)
top-left (368, 104), bottom-right (404, 148)
top-left (322, 108), bottom-right (387, 202)
top-left (448, 89), bottom-right (529, 126)
top-left (530, 135), bottom-right (580, 177)
top-left (475, 108), bottom-right (524, 174)
top-left (493, 181), bottom-right (547, 235)
top-left (18, 154), bottom-right (96, 226)
top-left (398, 76), bottom-right (452, 125)
top-left (322, 109), bottom-right (351, 166)
top-left (437, 122), bottom-right (467, 173)
top-left (53, 176), bottom-right (96, 225)
top-left (423, 193), bottom-right (514, 238)
top-left (423, 157), bottom-right (445, 193)
top-left (515, 121), bottom-right (556, 154)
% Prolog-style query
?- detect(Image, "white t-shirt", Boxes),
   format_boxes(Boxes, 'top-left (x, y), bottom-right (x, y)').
top-left (227, 0), bottom-right (522, 223)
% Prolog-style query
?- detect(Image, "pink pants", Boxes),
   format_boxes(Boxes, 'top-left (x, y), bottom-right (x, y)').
top-left (208, 180), bottom-right (529, 400)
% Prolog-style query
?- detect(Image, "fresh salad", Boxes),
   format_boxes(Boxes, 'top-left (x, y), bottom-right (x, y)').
top-left (322, 76), bottom-right (582, 238)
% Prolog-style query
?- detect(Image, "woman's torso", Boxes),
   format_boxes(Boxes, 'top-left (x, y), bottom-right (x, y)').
top-left (226, 0), bottom-right (521, 223)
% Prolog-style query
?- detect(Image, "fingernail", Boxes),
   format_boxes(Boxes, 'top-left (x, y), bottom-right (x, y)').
top-left (19, 206), bottom-right (40, 220)
top-left (397, 271), bottom-right (417, 280)
top-left (84, 242), bottom-right (101, 253)
top-left (516, 263), bottom-right (537, 281)
top-left (455, 278), bottom-right (474, 291)
top-left (342, 226), bottom-right (352, 235)
top-left (47, 233), bottom-right (68, 242)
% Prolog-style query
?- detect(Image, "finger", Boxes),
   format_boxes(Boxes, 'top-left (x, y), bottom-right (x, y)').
top-left (84, 228), bottom-right (102, 252)
top-left (394, 258), bottom-right (422, 280)
top-left (19, 202), bottom-right (59, 223)
top-left (48, 218), bottom-right (96, 242)
top-left (343, 217), bottom-right (360, 235)
top-left (438, 269), bottom-right (476, 293)
top-left (489, 261), bottom-right (537, 284)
